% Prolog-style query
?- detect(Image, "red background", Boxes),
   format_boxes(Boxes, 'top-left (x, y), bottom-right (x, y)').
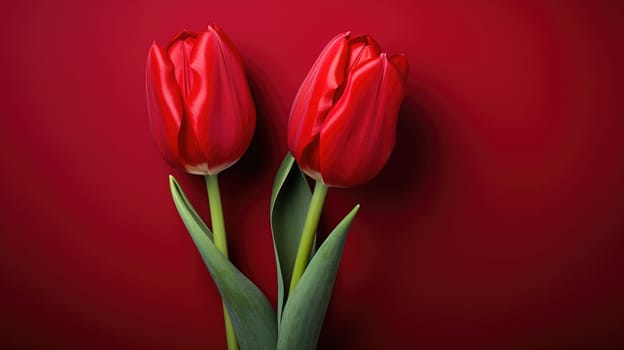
top-left (1, 0), bottom-right (623, 348)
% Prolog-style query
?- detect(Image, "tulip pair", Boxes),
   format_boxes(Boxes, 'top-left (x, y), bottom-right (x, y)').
top-left (147, 28), bottom-right (407, 184)
top-left (146, 25), bottom-right (407, 350)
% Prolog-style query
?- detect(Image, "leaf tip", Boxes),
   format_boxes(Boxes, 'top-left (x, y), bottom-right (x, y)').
top-left (168, 175), bottom-right (180, 195)
top-left (169, 174), bottom-right (178, 185)
top-left (342, 204), bottom-right (360, 225)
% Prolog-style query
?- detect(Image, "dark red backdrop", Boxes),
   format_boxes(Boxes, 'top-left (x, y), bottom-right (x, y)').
top-left (1, 0), bottom-right (623, 349)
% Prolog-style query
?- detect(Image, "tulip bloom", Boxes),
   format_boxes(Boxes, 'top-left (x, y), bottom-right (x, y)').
top-left (146, 25), bottom-right (255, 175)
top-left (288, 32), bottom-right (408, 187)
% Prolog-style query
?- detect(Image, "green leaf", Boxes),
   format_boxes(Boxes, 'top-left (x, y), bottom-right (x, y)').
top-left (169, 175), bottom-right (277, 350)
top-left (276, 205), bottom-right (360, 350)
top-left (270, 153), bottom-right (313, 325)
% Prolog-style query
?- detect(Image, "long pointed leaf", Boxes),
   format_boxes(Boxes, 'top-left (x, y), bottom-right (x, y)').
top-left (276, 205), bottom-right (360, 350)
top-left (169, 175), bottom-right (277, 350)
top-left (269, 153), bottom-right (312, 325)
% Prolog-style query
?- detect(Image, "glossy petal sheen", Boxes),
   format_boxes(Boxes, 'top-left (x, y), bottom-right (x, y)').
top-left (321, 55), bottom-right (406, 187)
top-left (146, 43), bottom-right (184, 165)
top-left (288, 33), bottom-right (408, 187)
top-left (167, 30), bottom-right (198, 98)
top-left (287, 32), bottom-right (350, 180)
top-left (185, 25), bottom-right (256, 174)
top-left (145, 26), bottom-right (256, 175)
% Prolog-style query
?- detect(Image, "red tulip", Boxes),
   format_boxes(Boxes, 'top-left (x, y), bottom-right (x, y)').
top-left (146, 25), bottom-right (255, 175)
top-left (288, 32), bottom-right (408, 187)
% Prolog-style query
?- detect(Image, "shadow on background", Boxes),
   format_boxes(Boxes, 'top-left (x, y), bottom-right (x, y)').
top-left (359, 91), bottom-right (443, 204)
top-left (321, 82), bottom-right (449, 239)
top-left (211, 53), bottom-right (294, 275)
top-left (318, 82), bottom-right (453, 349)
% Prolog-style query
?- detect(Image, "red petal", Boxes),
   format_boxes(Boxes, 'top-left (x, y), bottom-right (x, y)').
top-left (287, 32), bottom-right (351, 179)
top-left (319, 54), bottom-right (406, 187)
top-left (167, 30), bottom-right (198, 98)
top-left (346, 34), bottom-right (381, 72)
top-left (182, 25), bottom-right (256, 174)
top-left (146, 42), bottom-right (184, 165)
top-left (389, 54), bottom-right (409, 81)
top-left (333, 34), bottom-right (382, 102)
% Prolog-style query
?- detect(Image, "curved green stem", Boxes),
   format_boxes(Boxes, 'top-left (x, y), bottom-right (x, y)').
top-left (205, 174), bottom-right (238, 350)
top-left (288, 181), bottom-right (328, 296)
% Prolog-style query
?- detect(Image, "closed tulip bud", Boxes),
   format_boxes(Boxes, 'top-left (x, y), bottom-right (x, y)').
top-left (288, 32), bottom-right (408, 187)
top-left (146, 25), bottom-right (255, 175)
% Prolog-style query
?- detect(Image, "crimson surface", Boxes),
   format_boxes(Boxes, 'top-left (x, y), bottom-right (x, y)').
top-left (1, 1), bottom-right (623, 349)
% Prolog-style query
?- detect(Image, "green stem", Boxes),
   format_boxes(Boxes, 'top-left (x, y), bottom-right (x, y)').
top-left (288, 180), bottom-right (329, 296)
top-left (205, 174), bottom-right (238, 350)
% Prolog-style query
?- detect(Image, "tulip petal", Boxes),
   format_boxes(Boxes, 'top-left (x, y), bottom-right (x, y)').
top-left (177, 117), bottom-right (210, 175)
top-left (167, 30), bottom-right (198, 98)
top-left (183, 25), bottom-right (256, 174)
top-left (146, 42), bottom-right (185, 165)
top-left (346, 35), bottom-right (381, 73)
top-left (166, 30), bottom-right (209, 173)
top-left (333, 35), bottom-right (381, 103)
top-left (288, 32), bottom-right (351, 180)
top-left (389, 54), bottom-right (409, 80)
top-left (319, 54), bottom-right (407, 187)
